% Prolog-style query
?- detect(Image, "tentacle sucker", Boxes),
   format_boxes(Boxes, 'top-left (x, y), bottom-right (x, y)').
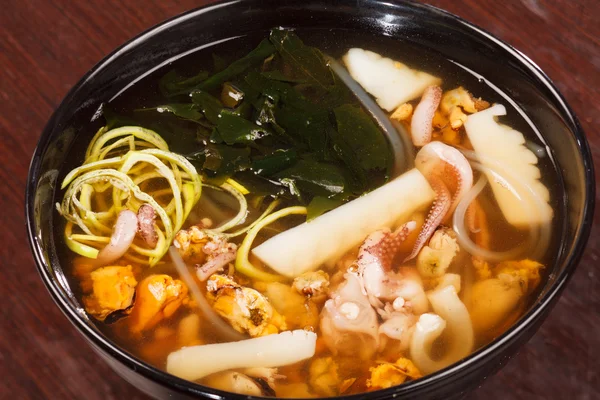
top-left (405, 177), bottom-right (451, 261)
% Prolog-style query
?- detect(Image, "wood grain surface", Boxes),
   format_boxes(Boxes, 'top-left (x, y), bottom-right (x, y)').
top-left (1, 0), bottom-right (598, 399)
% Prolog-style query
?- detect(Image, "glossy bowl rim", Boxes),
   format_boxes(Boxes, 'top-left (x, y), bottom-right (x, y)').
top-left (25, 0), bottom-right (596, 399)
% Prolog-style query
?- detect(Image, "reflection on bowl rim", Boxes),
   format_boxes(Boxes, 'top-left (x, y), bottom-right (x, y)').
top-left (25, 0), bottom-right (595, 399)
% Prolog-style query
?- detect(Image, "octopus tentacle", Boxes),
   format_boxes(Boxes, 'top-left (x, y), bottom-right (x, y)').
top-left (408, 141), bottom-right (473, 261)
top-left (411, 86), bottom-right (443, 147)
top-left (405, 176), bottom-right (451, 261)
top-left (421, 143), bottom-right (472, 218)
top-left (358, 222), bottom-right (417, 271)
top-left (357, 222), bottom-right (419, 309)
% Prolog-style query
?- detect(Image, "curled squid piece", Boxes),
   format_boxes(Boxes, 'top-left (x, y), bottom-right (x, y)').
top-left (207, 275), bottom-right (287, 337)
top-left (410, 283), bottom-right (474, 374)
top-left (377, 306), bottom-right (417, 354)
top-left (197, 237), bottom-right (237, 281)
top-left (137, 204), bottom-right (158, 248)
top-left (128, 274), bottom-right (189, 333)
top-left (411, 85), bottom-right (442, 146)
top-left (355, 223), bottom-right (429, 316)
top-left (320, 273), bottom-right (379, 360)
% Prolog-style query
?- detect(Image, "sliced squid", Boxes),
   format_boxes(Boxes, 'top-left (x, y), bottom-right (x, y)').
top-left (343, 48), bottom-right (441, 111)
top-left (410, 284), bottom-right (474, 374)
top-left (166, 329), bottom-right (316, 381)
top-left (464, 104), bottom-right (552, 226)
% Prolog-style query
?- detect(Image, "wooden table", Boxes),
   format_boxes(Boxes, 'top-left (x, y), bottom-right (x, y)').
top-left (1, 1), bottom-right (598, 399)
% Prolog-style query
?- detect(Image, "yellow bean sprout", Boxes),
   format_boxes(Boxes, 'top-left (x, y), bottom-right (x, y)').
top-left (57, 126), bottom-right (201, 266)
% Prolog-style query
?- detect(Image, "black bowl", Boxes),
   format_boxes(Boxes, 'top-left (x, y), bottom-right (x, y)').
top-left (25, 0), bottom-right (595, 399)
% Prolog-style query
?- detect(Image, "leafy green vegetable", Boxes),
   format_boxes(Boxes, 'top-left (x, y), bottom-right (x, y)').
top-left (197, 144), bottom-right (251, 177)
top-left (306, 196), bottom-right (344, 221)
top-left (160, 69), bottom-right (210, 97)
top-left (137, 104), bottom-right (204, 122)
top-left (195, 39), bottom-right (276, 91)
top-left (233, 171), bottom-right (289, 197)
top-left (148, 28), bottom-right (393, 213)
top-left (217, 110), bottom-right (271, 145)
top-left (252, 96), bottom-right (302, 146)
top-left (252, 149), bottom-right (298, 176)
top-left (279, 178), bottom-right (302, 199)
top-left (327, 127), bottom-right (367, 191)
top-left (244, 71), bottom-right (317, 112)
top-left (269, 28), bottom-right (333, 89)
top-left (334, 104), bottom-right (389, 171)
top-left (254, 96), bottom-right (284, 134)
top-left (261, 70), bottom-right (308, 83)
top-left (275, 106), bottom-right (329, 159)
top-left (191, 91), bottom-right (223, 124)
top-left (275, 159), bottom-right (346, 197)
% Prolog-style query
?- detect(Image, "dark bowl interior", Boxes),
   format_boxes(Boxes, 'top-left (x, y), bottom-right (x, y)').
top-left (26, 0), bottom-right (595, 399)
